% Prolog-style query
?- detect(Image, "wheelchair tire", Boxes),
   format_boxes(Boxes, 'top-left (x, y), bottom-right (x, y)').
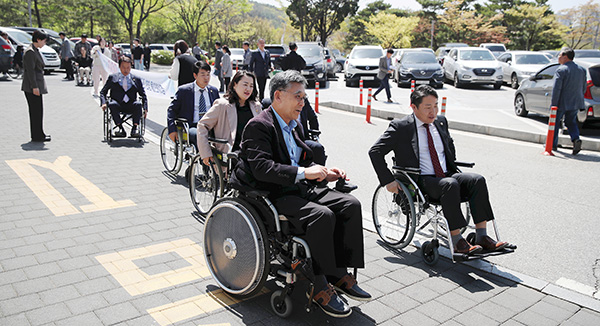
top-left (160, 127), bottom-right (183, 174)
top-left (421, 241), bottom-right (439, 265)
top-left (271, 290), bottom-right (293, 318)
top-left (189, 155), bottom-right (218, 215)
top-left (203, 197), bottom-right (270, 298)
top-left (372, 183), bottom-right (416, 249)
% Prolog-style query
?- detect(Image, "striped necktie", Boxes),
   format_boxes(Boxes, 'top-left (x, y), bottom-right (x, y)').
top-left (424, 124), bottom-right (445, 178)
top-left (198, 89), bottom-right (207, 119)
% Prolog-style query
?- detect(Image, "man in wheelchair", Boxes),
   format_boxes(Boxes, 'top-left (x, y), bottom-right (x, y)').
top-left (369, 85), bottom-right (508, 256)
top-left (100, 56), bottom-right (147, 138)
top-left (230, 70), bottom-right (371, 317)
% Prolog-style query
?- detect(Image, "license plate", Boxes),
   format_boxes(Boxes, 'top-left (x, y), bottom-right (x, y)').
top-left (362, 76), bottom-right (374, 80)
top-left (415, 80), bottom-right (429, 84)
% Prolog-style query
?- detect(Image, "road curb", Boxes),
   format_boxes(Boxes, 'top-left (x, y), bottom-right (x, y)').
top-left (321, 101), bottom-right (600, 152)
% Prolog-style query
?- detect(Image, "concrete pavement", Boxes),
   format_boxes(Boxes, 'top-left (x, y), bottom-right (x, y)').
top-left (1, 71), bottom-right (599, 325)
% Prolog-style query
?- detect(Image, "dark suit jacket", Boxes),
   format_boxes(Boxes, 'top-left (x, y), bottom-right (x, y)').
top-left (551, 61), bottom-right (586, 112)
top-left (21, 44), bottom-right (47, 94)
top-left (281, 51), bottom-right (306, 72)
top-left (299, 98), bottom-right (319, 138)
top-left (230, 107), bottom-right (314, 196)
top-left (100, 73), bottom-right (148, 111)
top-left (167, 82), bottom-right (220, 134)
top-left (249, 49), bottom-right (272, 77)
top-left (369, 114), bottom-right (456, 187)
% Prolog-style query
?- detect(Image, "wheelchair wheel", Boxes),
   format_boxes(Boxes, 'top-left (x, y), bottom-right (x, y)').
top-left (271, 290), bottom-right (293, 318)
top-left (203, 197), bottom-right (269, 297)
top-left (372, 183), bottom-right (416, 249)
top-left (421, 240), bottom-right (439, 265)
top-left (160, 127), bottom-right (183, 173)
top-left (189, 155), bottom-right (218, 215)
top-left (104, 109), bottom-right (113, 143)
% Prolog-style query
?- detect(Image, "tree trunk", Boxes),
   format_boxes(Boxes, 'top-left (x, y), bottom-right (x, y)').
top-left (34, 0), bottom-right (42, 27)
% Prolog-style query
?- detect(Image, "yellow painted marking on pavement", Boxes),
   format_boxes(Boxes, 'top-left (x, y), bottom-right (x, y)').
top-left (147, 287), bottom-right (269, 326)
top-left (6, 156), bottom-right (135, 216)
top-left (96, 238), bottom-right (210, 296)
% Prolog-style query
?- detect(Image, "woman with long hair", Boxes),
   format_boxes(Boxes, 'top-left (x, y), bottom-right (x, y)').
top-left (221, 45), bottom-right (232, 89)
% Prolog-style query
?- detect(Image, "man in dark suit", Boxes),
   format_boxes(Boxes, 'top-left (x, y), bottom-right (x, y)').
top-left (231, 70), bottom-right (370, 318)
top-left (213, 41), bottom-right (224, 92)
top-left (552, 47), bottom-right (587, 154)
top-left (248, 38), bottom-right (272, 100)
top-left (167, 61), bottom-right (220, 148)
top-left (373, 48), bottom-right (393, 103)
top-left (100, 56), bottom-right (148, 138)
top-left (280, 42), bottom-right (306, 72)
top-left (369, 85), bottom-right (508, 255)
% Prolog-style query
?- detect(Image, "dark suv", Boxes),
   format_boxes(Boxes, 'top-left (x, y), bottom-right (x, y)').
top-left (0, 36), bottom-right (11, 74)
top-left (296, 42), bottom-right (327, 87)
top-left (264, 44), bottom-right (287, 70)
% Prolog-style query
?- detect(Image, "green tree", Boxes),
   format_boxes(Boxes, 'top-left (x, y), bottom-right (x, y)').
top-left (343, 0), bottom-right (391, 49)
top-left (286, 0), bottom-right (359, 44)
top-left (286, 0), bottom-right (312, 41)
top-left (106, 0), bottom-right (171, 45)
top-left (505, 3), bottom-right (565, 50)
top-left (439, 0), bottom-right (507, 45)
top-left (364, 12), bottom-right (420, 48)
top-left (559, 0), bottom-right (600, 49)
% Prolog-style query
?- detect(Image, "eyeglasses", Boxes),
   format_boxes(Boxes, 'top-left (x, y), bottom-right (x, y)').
top-left (281, 90), bottom-right (308, 102)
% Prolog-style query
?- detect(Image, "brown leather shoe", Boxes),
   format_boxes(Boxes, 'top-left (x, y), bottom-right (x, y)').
top-left (454, 238), bottom-right (483, 255)
top-left (476, 235), bottom-right (508, 252)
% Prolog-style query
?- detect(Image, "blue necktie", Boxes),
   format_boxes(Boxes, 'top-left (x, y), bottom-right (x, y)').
top-left (199, 89), bottom-right (206, 119)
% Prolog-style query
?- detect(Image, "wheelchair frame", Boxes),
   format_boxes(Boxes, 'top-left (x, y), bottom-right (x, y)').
top-left (103, 104), bottom-right (146, 143)
top-left (372, 163), bottom-right (515, 265)
top-left (159, 118), bottom-right (197, 174)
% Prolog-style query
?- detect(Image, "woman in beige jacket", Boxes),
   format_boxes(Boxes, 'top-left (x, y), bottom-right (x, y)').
top-left (197, 70), bottom-right (262, 165)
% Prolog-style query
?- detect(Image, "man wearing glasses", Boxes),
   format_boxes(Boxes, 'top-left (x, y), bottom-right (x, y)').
top-left (231, 70), bottom-right (371, 318)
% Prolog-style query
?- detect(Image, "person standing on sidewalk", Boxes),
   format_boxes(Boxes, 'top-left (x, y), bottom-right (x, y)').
top-left (214, 41), bottom-right (224, 92)
top-left (280, 42), bottom-right (306, 72)
top-left (131, 38), bottom-right (144, 71)
top-left (91, 38), bottom-right (110, 96)
top-left (221, 45), bottom-right (232, 89)
top-left (242, 41), bottom-right (251, 70)
top-left (552, 47), bottom-right (587, 155)
top-left (373, 48), bottom-right (394, 103)
top-left (143, 42), bottom-right (151, 71)
top-left (22, 30), bottom-right (50, 142)
top-left (192, 42), bottom-right (202, 61)
top-left (169, 40), bottom-right (197, 87)
top-left (59, 32), bottom-right (74, 80)
top-left (248, 38), bottom-right (272, 100)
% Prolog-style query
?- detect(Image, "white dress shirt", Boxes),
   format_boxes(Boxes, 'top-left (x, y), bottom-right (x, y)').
top-left (414, 115), bottom-right (447, 175)
top-left (193, 83), bottom-right (211, 124)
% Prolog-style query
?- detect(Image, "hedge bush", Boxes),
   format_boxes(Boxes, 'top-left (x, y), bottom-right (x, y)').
top-left (151, 50), bottom-right (174, 65)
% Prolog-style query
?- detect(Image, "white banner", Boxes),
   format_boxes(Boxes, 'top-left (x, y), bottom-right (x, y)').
top-left (98, 52), bottom-right (176, 99)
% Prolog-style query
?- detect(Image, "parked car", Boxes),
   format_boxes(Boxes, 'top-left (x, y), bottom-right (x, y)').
top-left (229, 47), bottom-right (244, 69)
top-left (392, 48), bottom-right (435, 82)
top-left (395, 51), bottom-right (444, 88)
top-left (2, 27), bottom-right (60, 73)
top-left (344, 45), bottom-right (384, 87)
top-left (540, 50), bottom-right (558, 60)
top-left (149, 43), bottom-right (174, 53)
top-left (0, 36), bottom-right (11, 74)
top-left (14, 27), bottom-right (63, 54)
top-left (331, 48), bottom-right (345, 73)
top-left (296, 42), bottom-right (327, 87)
top-left (479, 43), bottom-right (507, 58)
top-left (514, 58), bottom-right (600, 128)
top-left (264, 44), bottom-right (287, 70)
top-left (435, 43), bottom-right (469, 65)
top-left (497, 51), bottom-right (550, 89)
top-left (443, 47), bottom-right (503, 89)
top-left (323, 47), bottom-right (335, 77)
top-left (575, 49), bottom-right (600, 59)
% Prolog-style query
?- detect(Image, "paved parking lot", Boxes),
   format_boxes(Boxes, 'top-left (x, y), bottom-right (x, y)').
top-left (1, 71), bottom-right (599, 325)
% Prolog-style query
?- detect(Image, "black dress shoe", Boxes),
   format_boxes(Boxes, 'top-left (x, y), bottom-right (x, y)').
top-left (573, 139), bottom-right (582, 155)
top-left (328, 274), bottom-right (372, 301)
top-left (130, 125), bottom-right (140, 138)
top-left (32, 135), bottom-right (51, 142)
top-left (372, 94), bottom-right (378, 101)
top-left (114, 128), bottom-right (126, 137)
top-left (308, 284), bottom-right (351, 318)
top-left (387, 98), bottom-right (393, 103)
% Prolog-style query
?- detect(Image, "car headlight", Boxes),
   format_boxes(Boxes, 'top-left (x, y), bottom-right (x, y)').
top-left (496, 66), bottom-right (502, 72)
top-left (435, 69), bottom-right (443, 76)
top-left (347, 63), bottom-right (355, 70)
top-left (400, 68), bottom-right (410, 75)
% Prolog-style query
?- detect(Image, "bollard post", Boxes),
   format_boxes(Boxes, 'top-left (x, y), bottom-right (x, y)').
top-left (411, 80), bottom-right (415, 92)
top-left (441, 97), bottom-right (447, 116)
top-left (543, 106), bottom-right (558, 156)
top-left (366, 88), bottom-right (372, 123)
top-left (315, 81), bottom-right (320, 114)
top-left (236, 61), bottom-right (238, 72)
top-left (359, 79), bottom-right (364, 106)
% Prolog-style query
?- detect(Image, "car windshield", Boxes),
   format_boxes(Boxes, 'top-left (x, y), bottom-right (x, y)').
top-left (459, 50), bottom-right (495, 61)
top-left (403, 52), bottom-right (437, 64)
top-left (515, 54), bottom-right (549, 65)
top-left (297, 47), bottom-right (321, 58)
top-left (575, 50), bottom-right (600, 58)
top-left (149, 45), bottom-right (162, 50)
top-left (351, 48), bottom-right (383, 59)
top-left (230, 48), bottom-right (244, 56)
top-left (7, 30), bottom-right (32, 44)
top-left (486, 45), bottom-right (505, 52)
top-left (265, 46), bottom-right (285, 55)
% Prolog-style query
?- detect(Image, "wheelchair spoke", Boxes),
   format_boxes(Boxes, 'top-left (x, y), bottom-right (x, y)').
top-left (189, 157), bottom-right (217, 214)
top-left (372, 184), bottom-right (416, 249)
top-left (160, 128), bottom-right (183, 173)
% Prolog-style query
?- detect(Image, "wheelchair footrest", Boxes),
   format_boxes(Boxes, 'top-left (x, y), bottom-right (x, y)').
top-left (454, 247), bottom-right (516, 262)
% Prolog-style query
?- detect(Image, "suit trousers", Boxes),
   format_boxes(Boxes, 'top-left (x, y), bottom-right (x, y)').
top-left (373, 74), bottom-right (391, 100)
top-left (108, 100), bottom-right (143, 125)
top-left (304, 140), bottom-right (327, 165)
top-left (553, 109), bottom-right (580, 147)
top-left (256, 76), bottom-right (267, 100)
top-left (420, 172), bottom-right (495, 231)
top-left (273, 187), bottom-right (364, 275)
top-left (24, 92), bottom-right (46, 141)
top-left (63, 58), bottom-right (73, 78)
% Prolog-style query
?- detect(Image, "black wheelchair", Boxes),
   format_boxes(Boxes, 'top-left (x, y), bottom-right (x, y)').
top-left (203, 180), bottom-right (359, 318)
top-left (103, 102), bottom-right (146, 143)
top-left (160, 118), bottom-right (197, 174)
top-left (372, 162), bottom-right (516, 266)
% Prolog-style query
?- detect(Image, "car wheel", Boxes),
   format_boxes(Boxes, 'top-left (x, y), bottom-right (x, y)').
top-left (345, 80), bottom-right (353, 87)
top-left (511, 74), bottom-right (519, 89)
top-left (514, 94), bottom-right (528, 117)
top-left (454, 73), bottom-right (462, 88)
top-left (334, 63), bottom-right (342, 73)
top-left (494, 82), bottom-right (502, 90)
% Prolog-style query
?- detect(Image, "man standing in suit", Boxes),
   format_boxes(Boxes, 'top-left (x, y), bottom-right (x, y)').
top-left (22, 30), bottom-right (50, 142)
top-left (167, 61), bottom-right (220, 148)
top-left (59, 32), bottom-right (74, 80)
top-left (280, 42), bottom-right (306, 72)
top-left (100, 56), bottom-right (148, 138)
top-left (552, 47), bottom-right (587, 155)
top-left (369, 85), bottom-right (508, 255)
top-left (214, 41), bottom-right (224, 92)
top-left (373, 48), bottom-right (393, 103)
top-left (231, 70), bottom-right (371, 318)
top-left (242, 41), bottom-right (251, 70)
top-left (248, 38), bottom-right (272, 100)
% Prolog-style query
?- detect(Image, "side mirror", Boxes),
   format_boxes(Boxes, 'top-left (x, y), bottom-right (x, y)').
top-left (507, 60), bottom-right (512, 65)
top-left (529, 75), bottom-right (537, 81)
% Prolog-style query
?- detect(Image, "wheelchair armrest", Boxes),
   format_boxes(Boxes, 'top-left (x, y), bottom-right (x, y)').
top-left (227, 152), bottom-right (238, 161)
top-left (392, 165), bottom-right (421, 175)
top-left (208, 137), bottom-right (228, 144)
top-left (176, 117), bottom-right (188, 123)
top-left (455, 161), bottom-right (475, 168)
top-left (307, 129), bottom-right (321, 136)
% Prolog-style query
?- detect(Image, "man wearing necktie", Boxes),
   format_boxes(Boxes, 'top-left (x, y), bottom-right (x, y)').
top-left (100, 56), bottom-right (147, 138)
top-left (369, 85), bottom-right (508, 255)
top-left (167, 61), bottom-right (220, 149)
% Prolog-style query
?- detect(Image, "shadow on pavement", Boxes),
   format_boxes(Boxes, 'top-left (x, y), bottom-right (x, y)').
top-left (20, 142), bottom-right (48, 151)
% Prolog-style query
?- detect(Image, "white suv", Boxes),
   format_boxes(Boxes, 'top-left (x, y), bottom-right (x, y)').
top-left (1, 27), bottom-right (60, 72)
top-left (443, 47), bottom-right (503, 89)
top-left (344, 45), bottom-right (384, 87)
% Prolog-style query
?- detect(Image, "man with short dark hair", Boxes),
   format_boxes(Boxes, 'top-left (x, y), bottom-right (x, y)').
top-left (231, 70), bottom-right (371, 318)
top-left (373, 48), bottom-right (394, 103)
top-left (248, 38), bottom-right (272, 100)
top-left (280, 42), bottom-right (306, 72)
top-left (552, 47), bottom-right (587, 155)
top-left (214, 41), bottom-right (224, 91)
top-left (131, 38), bottom-right (144, 71)
top-left (59, 32), bottom-right (74, 80)
top-left (369, 85), bottom-right (509, 255)
top-left (100, 56), bottom-right (148, 138)
top-left (74, 34), bottom-right (91, 59)
top-left (192, 42), bottom-right (202, 61)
